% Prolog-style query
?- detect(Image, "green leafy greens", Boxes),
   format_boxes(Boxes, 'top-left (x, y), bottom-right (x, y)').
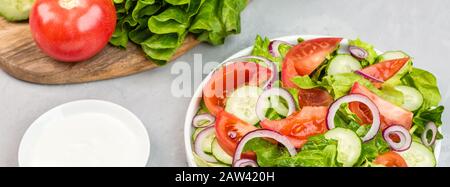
top-left (401, 68), bottom-right (444, 139)
top-left (111, 0), bottom-right (248, 64)
top-left (251, 35), bottom-right (292, 71)
top-left (348, 38), bottom-right (378, 67)
top-left (244, 135), bottom-right (340, 167)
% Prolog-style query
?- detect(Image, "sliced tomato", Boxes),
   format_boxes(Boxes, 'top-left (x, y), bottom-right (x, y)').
top-left (359, 58), bottom-right (409, 88)
top-left (298, 88), bottom-right (334, 107)
top-left (203, 62), bottom-right (271, 116)
top-left (261, 107), bottom-right (328, 148)
top-left (282, 37), bottom-right (342, 88)
top-left (374, 151), bottom-right (408, 167)
top-left (215, 110), bottom-right (258, 156)
top-left (349, 82), bottom-right (413, 130)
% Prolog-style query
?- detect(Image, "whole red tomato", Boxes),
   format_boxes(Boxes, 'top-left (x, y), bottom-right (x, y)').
top-left (29, 0), bottom-right (116, 62)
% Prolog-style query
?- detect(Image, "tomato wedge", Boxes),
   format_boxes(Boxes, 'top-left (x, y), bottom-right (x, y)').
top-left (349, 82), bottom-right (413, 130)
top-left (215, 110), bottom-right (258, 156)
top-left (282, 37), bottom-right (342, 88)
top-left (203, 62), bottom-right (271, 116)
top-left (261, 107), bottom-right (328, 148)
top-left (298, 88), bottom-right (334, 107)
top-left (359, 58), bottom-right (410, 88)
top-left (373, 151), bottom-right (408, 167)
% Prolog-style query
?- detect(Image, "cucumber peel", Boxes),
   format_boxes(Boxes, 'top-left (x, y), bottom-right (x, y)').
top-left (0, 0), bottom-right (35, 21)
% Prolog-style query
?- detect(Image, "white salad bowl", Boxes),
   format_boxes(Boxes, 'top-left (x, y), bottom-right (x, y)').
top-left (184, 35), bottom-right (442, 167)
top-left (19, 99), bottom-right (151, 167)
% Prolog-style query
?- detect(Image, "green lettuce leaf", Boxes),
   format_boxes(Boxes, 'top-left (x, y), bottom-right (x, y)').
top-left (243, 138), bottom-right (290, 167)
top-left (293, 73), bottom-right (404, 106)
top-left (250, 35), bottom-right (292, 71)
top-left (412, 106), bottom-right (445, 140)
top-left (132, 0), bottom-right (160, 22)
top-left (348, 39), bottom-right (378, 66)
top-left (291, 75), bottom-right (320, 89)
top-left (320, 73), bottom-right (378, 99)
top-left (400, 68), bottom-right (443, 140)
top-left (189, 0), bottom-right (247, 45)
top-left (355, 133), bottom-right (390, 166)
top-left (402, 68), bottom-right (441, 109)
top-left (110, 0), bottom-right (246, 64)
top-left (244, 135), bottom-right (339, 167)
top-left (251, 36), bottom-right (279, 63)
top-left (148, 7), bottom-right (190, 35)
top-left (165, 0), bottom-right (190, 5)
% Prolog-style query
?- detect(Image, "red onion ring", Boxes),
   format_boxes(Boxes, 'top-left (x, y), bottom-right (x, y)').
top-left (192, 113), bottom-right (215, 128)
top-left (383, 125), bottom-right (412, 152)
top-left (327, 94), bottom-right (381, 142)
top-left (256, 88), bottom-right (296, 121)
top-left (348, 45), bottom-right (368, 60)
top-left (194, 127), bottom-right (217, 163)
top-left (224, 55), bottom-right (278, 89)
top-left (355, 70), bottom-right (384, 83)
top-left (232, 159), bottom-right (258, 167)
top-left (232, 129), bottom-right (297, 166)
top-left (269, 40), bottom-right (294, 57)
top-left (421, 122), bottom-right (438, 147)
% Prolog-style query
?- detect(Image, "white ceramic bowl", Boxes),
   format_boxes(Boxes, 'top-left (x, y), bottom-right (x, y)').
top-left (184, 35), bottom-right (441, 167)
top-left (19, 100), bottom-right (150, 167)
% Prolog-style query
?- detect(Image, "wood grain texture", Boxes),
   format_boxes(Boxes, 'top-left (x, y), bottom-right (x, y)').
top-left (0, 18), bottom-right (200, 84)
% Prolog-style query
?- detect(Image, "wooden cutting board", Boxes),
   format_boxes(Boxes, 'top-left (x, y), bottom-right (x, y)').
top-left (0, 18), bottom-right (201, 84)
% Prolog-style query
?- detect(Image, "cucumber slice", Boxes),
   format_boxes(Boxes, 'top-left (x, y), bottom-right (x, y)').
top-left (207, 162), bottom-right (229, 167)
top-left (196, 130), bottom-right (215, 154)
top-left (193, 153), bottom-right (229, 167)
top-left (325, 128), bottom-right (362, 167)
top-left (269, 95), bottom-right (289, 116)
top-left (192, 127), bottom-right (205, 141)
top-left (193, 153), bottom-right (210, 167)
top-left (225, 86), bottom-right (263, 125)
top-left (0, 0), bottom-right (35, 21)
top-left (211, 138), bottom-right (232, 165)
top-left (378, 51), bottom-right (409, 61)
top-left (395, 86), bottom-right (423, 111)
top-left (327, 54), bottom-right (362, 75)
top-left (397, 142), bottom-right (436, 167)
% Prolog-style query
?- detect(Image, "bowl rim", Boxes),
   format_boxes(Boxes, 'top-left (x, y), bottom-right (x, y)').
top-left (184, 35), bottom-right (442, 167)
top-left (19, 99), bottom-right (151, 167)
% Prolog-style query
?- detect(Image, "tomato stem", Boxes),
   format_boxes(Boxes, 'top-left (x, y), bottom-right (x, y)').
top-left (59, 0), bottom-right (80, 9)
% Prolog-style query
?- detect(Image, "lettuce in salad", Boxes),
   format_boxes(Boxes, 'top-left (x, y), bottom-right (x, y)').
top-left (401, 68), bottom-right (444, 139)
top-left (244, 135), bottom-right (340, 167)
top-left (402, 68), bottom-right (442, 109)
top-left (348, 38), bottom-right (378, 67)
top-left (251, 35), bottom-right (292, 71)
top-left (292, 73), bottom-right (404, 106)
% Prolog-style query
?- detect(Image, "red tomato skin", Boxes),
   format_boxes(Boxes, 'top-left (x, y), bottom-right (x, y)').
top-left (298, 88), bottom-right (334, 107)
top-left (282, 37), bottom-right (342, 88)
top-left (359, 58), bottom-right (410, 88)
top-left (215, 110), bottom-right (258, 156)
top-left (349, 82), bottom-right (413, 130)
top-left (261, 106), bottom-right (328, 148)
top-left (203, 62), bottom-right (271, 116)
top-left (30, 0), bottom-right (116, 62)
top-left (374, 151), bottom-right (408, 167)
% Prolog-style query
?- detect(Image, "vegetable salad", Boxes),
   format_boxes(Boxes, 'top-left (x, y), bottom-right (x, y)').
top-left (191, 35), bottom-right (444, 167)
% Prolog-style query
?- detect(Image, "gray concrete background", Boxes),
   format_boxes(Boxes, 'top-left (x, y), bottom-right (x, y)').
top-left (1, 0), bottom-right (449, 166)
